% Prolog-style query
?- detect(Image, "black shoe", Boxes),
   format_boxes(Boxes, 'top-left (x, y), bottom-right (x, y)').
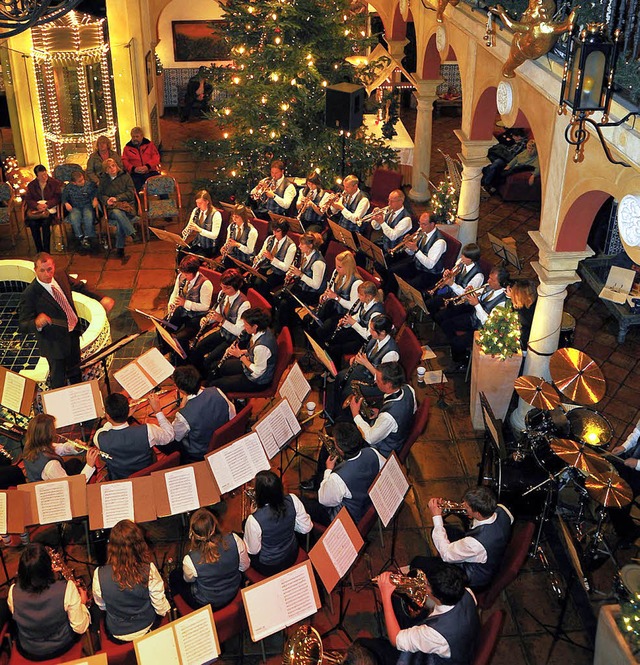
top-left (130, 231), bottom-right (138, 242)
top-left (116, 248), bottom-right (125, 258)
top-left (300, 479), bottom-right (318, 491)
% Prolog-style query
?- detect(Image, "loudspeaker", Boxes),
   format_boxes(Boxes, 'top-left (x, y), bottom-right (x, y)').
top-left (325, 83), bottom-right (365, 131)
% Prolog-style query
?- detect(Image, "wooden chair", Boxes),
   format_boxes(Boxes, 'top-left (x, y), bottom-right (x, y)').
top-left (472, 610), bottom-right (506, 665)
top-left (143, 174), bottom-right (182, 228)
top-left (207, 400), bottom-right (254, 454)
top-left (52, 163), bottom-right (83, 184)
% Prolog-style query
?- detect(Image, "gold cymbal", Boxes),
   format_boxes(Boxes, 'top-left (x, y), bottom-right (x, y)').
top-left (549, 347), bottom-right (606, 405)
top-left (549, 439), bottom-right (612, 476)
top-left (585, 471), bottom-right (632, 508)
top-left (514, 376), bottom-right (560, 410)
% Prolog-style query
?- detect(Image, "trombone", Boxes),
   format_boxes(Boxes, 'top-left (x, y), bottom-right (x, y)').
top-left (443, 285), bottom-right (485, 307)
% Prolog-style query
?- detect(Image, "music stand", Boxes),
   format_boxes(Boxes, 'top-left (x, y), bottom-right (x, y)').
top-left (327, 220), bottom-right (357, 252)
top-left (77, 332), bottom-right (141, 395)
top-left (396, 275), bottom-right (429, 316)
top-left (304, 332), bottom-right (337, 425)
top-left (130, 308), bottom-right (178, 332)
top-left (227, 255), bottom-right (268, 282)
top-left (268, 212), bottom-right (305, 234)
top-left (478, 392), bottom-right (507, 490)
top-left (181, 250), bottom-right (220, 271)
top-left (487, 232), bottom-right (521, 271)
top-left (356, 233), bottom-right (387, 270)
top-left (148, 226), bottom-right (190, 249)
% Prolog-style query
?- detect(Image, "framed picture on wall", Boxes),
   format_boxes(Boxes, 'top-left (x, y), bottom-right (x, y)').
top-left (172, 20), bottom-right (230, 62)
top-left (145, 51), bottom-right (154, 94)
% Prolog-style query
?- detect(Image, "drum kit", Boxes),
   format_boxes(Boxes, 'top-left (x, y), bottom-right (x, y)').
top-left (505, 347), bottom-right (633, 566)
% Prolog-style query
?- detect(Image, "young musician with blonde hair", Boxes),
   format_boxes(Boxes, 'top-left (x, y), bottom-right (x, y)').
top-left (181, 190), bottom-right (222, 259)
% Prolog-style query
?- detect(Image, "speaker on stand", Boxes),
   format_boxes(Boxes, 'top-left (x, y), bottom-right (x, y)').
top-left (325, 83), bottom-right (365, 177)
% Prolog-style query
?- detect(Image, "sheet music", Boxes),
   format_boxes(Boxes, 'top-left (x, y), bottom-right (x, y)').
top-left (138, 347), bottom-right (175, 385)
top-left (323, 517), bottom-right (358, 577)
top-left (207, 433), bottom-right (270, 493)
top-left (42, 382), bottom-right (98, 428)
top-left (0, 493), bottom-right (6, 535)
top-left (278, 363), bottom-right (310, 414)
top-left (369, 454), bottom-right (409, 527)
top-left (1, 371), bottom-right (25, 413)
top-left (254, 400), bottom-right (301, 459)
top-left (135, 626), bottom-right (180, 665)
top-left (101, 482), bottom-right (134, 528)
top-left (174, 608), bottom-right (220, 665)
top-left (165, 466), bottom-right (200, 515)
top-left (244, 564), bottom-right (318, 641)
top-left (35, 480), bottom-right (72, 524)
top-left (114, 363), bottom-right (155, 401)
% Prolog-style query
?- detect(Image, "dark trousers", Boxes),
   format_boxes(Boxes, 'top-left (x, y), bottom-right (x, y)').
top-left (440, 312), bottom-right (478, 362)
top-left (190, 330), bottom-right (233, 376)
top-left (209, 358), bottom-right (264, 393)
top-left (131, 170), bottom-right (160, 193)
top-left (26, 215), bottom-right (53, 253)
top-left (273, 285), bottom-right (320, 334)
top-left (608, 461), bottom-right (640, 537)
top-left (48, 331), bottom-right (82, 389)
top-left (326, 327), bottom-right (367, 371)
top-left (169, 568), bottom-right (206, 610)
top-left (300, 494), bottom-right (334, 527)
top-left (253, 270), bottom-right (285, 301)
top-left (307, 299), bottom-right (345, 346)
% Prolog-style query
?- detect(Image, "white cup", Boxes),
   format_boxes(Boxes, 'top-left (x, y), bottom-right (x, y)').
top-left (306, 401), bottom-right (316, 416)
top-left (417, 367), bottom-right (426, 383)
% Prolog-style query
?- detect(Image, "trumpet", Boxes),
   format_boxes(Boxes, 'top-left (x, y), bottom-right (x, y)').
top-left (443, 285), bottom-right (486, 307)
top-left (318, 430), bottom-right (343, 462)
top-left (372, 569), bottom-right (429, 617)
top-left (343, 380), bottom-right (375, 420)
top-left (319, 191), bottom-right (343, 215)
top-left (57, 436), bottom-right (113, 460)
top-left (426, 263), bottom-right (464, 296)
top-left (438, 499), bottom-right (468, 516)
top-left (356, 205), bottom-right (391, 226)
top-left (251, 177), bottom-right (276, 202)
top-left (388, 228), bottom-right (426, 255)
top-left (297, 193), bottom-right (314, 220)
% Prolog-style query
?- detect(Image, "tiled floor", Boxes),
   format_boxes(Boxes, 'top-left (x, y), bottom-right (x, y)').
top-left (0, 107), bottom-right (638, 664)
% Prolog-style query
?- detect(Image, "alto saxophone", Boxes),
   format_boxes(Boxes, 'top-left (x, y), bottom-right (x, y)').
top-left (318, 430), bottom-right (343, 462)
top-left (47, 546), bottom-right (92, 606)
top-left (343, 380), bottom-right (375, 420)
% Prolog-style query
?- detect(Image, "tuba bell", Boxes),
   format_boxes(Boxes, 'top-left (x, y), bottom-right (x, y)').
top-left (373, 569), bottom-right (429, 617)
top-left (282, 625), bottom-right (344, 665)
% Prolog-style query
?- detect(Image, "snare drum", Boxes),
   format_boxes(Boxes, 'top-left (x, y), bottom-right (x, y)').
top-left (559, 312), bottom-right (576, 348)
top-left (616, 564), bottom-right (640, 602)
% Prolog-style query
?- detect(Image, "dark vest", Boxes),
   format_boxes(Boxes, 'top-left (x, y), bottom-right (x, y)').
top-left (98, 564), bottom-right (156, 637)
top-left (351, 336), bottom-right (399, 384)
top-left (358, 301), bottom-right (385, 330)
top-left (416, 228), bottom-right (446, 274)
top-left (179, 387), bottom-right (231, 460)
top-left (189, 533), bottom-right (241, 609)
top-left (192, 208), bottom-right (220, 250)
top-left (374, 386), bottom-right (415, 457)
top-left (253, 495), bottom-right (297, 566)
top-left (455, 263), bottom-right (483, 289)
top-left (24, 450), bottom-right (64, 483)
top-left (299, 251), bottom-right (326, 294)
top-left (333, 447), bottom-right (380, 523)
top-left (471, 289), bottom-right (507, 328)
top-left (97, 424), bottom-right (152, 480)
top-left (243, 330), bottom-right (278, 386)
top-left (265, 178), bottom-right (294, 215)
top-left (381, 207), bottom-right (410, 252)
top-left (13, 581), bottom-right (75, 659)
top-left (301, 189), bottom-right (325, 225)
top-left (183, 273), bottom-right (208, 320)
top-left (338, 190), bottom-right (368, 233)
top-left (271, 235), bottom-right (295, 275)
top-left (219, 291), bottom-right (248, 341)
top-left (462, 506), bottom-right (512, 588)
top-left (421, 589), bottom-right (479, 665)
top-left (335, 274), bottom-right (360, 303)
top-left (228, 223), bottom-right (255, 262)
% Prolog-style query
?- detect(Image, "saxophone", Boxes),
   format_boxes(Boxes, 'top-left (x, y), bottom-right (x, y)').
top-left (46, 546), bottom-right (92, 606)
top-left (211, 223), bottom-right (236, 269)
top-left (190, 291), bottom-right (225, 349)
top-left (343, 380), bottom-right (375, 420)
top-left (318, 430), bottom-right (343, 462)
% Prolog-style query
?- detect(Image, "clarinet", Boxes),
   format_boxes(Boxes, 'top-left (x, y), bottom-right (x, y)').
top-left (327, 299), bottom-right (362, 344)
top-left (211, 331), bottom-right (250, 376)
top-left (341, 340), bottom-right (369, 387)
top-left (190, 291), bottom-right (225, 349)
top-left (168, 277), bottom-right (188, 318)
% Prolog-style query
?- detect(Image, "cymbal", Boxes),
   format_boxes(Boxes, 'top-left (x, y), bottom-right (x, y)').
top-left (549, 439), bottom-right (611, 476)
top-left (549, 347), bottom-right (606, 405)
top-left (585, 471), bottom-right (632, 508)
top-left (515, 376), bottom-right (560, 410)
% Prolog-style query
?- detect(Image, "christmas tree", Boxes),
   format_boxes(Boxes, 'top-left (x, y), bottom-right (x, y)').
top-left (429, 176), bottom-right (458, 225)
top-left (618, 597), bottom-right (640, 656)
top-left (476, 302), bottom-right (521, 360)
top-left (186, 0), bottom-right (398, 202)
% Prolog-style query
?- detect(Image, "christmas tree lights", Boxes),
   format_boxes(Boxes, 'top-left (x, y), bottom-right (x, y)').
top-left (476, 302), bottom-right (521, 360)
top-left (618, 597), bottom-right (640, 656)
top-left (429, 176), bottom-right (458, 225)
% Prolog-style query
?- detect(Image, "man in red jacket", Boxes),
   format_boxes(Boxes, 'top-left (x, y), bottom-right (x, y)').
top-left (121, 127), bottom-right (161, 192)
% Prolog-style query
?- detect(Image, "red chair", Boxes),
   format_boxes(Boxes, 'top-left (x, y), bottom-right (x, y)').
top-left (498, 171), bottom-right (541, 202)
top-left (475, 521), bottom-right (535, 610)
top-left (247, 287), bottom-right (272, 313)
top-left (244, 546), bottom-right (309, 585)
top-left (472, 610), bottom-right (506, 665)
top-left (251, 217), bottom-right (270, 250)
top-left (397, 398), bottom-right (431, 466)
top-left (324, 239), bottom-right (345, 274)
top-left (226, 327), bottom-right (293, 401)
top-left (384, 292), bottom-right (407, 332)
top-left (98, 615), bottom-right (169, 665)
top-left (9, 635), bottom-right (86, 664)
top-left (199, 267), bottom-right (222, 292)
top-left (396, 326), bottom-right (422, 382)
top-left (173, 589), bottom-right (247, 644)
top-left (369, 168), bottom-right (403, 209)
top-left (358, 266), bottom-right (381, 288)
top-left (207, 400), bottom-right (254, 454)
top-left (129, 451), bottom-right (181, 478)
top-left (440, 231), bottom-right (462, 270)
top-left (478, 258), bottom-right (493, 281)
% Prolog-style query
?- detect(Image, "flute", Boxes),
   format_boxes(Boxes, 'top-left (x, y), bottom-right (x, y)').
top-left (57, 436), bottom-right (113, 460)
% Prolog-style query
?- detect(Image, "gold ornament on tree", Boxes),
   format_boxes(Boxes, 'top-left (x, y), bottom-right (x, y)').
top-left (436, 0), bottom-right (460, 23)
top-left (488, 0), bottom-right (577, 78)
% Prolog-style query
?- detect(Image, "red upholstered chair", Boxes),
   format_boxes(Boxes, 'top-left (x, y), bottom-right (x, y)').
top-left (129, 451), bottom-right (181, 478)
top-left (226, 327), bottom-right (293, 401)
top-left (247, 287), bottom-right (272, 313)
top-left (384, 293), bottom-right (407, 333)
top-left (369, 168), bottom-right (403, 209)
top-left (397, 398), bottom-right (431, 467)
top-left (440, 231), bottom-right (462, 270)
top-left (358, 266), bottom-right (381, 288)
top-left (251, 217), bottom-right (270, 249)
top-left (98, 615), bottom-right (169, 665)
top-left (199, 267), bottom-right (222, 292)
top-left (475, 520), bottom-right (535, 611)
top-left (396, 326), bottom-right (422, 382)
top-left (472, 610), bottom-right (506, 665)
top-left (244, 546), bottom-right (309, 585)
top-left (9, 635), bottom-right (86, 664)
top-left (498, 171), bottom-right (541, 202)
top-left (207, 400), bottom-right (254, 454)
top-left (478, 258), bottom-right (493, 281)
top-left (324, 239), bottom-right (344, 274)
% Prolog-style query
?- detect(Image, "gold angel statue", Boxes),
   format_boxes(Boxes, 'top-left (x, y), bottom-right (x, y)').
top-left (489, 0), bottom-right (577, 78)
top-left (436, 0), bottom-right (460, 23)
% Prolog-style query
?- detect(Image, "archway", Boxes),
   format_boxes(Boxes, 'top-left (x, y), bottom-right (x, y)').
top-left (556, 190), bottom-right (612, 252)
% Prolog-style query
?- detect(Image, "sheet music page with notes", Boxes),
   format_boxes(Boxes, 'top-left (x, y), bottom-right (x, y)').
top-left (369, 453), bottom-right (409, 527)
top-left (101, 482), bottom-right (134, 528)
top-left (1, 370), bottom-right (25, 414)
top-left (137, 348), bottom-right (175, 385)
top-left (35, 480), bottom-right (73, 524)
top-left (165, 466), bottom-right (200, 515)
top-left (114, 363), bottom-right (155, 401)
top-left (323, 517), bottom-right (358, 577)
top-left (42, 382), bottom-right (99, 428)
top-left (254, 399), bottom-right (301, 459)
top-left (0, 493), bottom-right (6, 535)
top-left (278, 362), bottom-right (310, 414)
top-left (135, 625), bottom-right (181, 665)
top-left (207, 433), bottom-right (270, 493)
top-left (174, 607), bottom-right (220, 665)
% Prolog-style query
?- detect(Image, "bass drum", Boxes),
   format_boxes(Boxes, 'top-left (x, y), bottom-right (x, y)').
top-left (500, 453), bottom-right (552, 519)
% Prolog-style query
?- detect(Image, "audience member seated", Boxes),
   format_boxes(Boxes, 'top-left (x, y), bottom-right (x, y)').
top-left (243, 470), bottom-right (312, 576)
top-left (122, 126), bottom-right (161, 192)
top-left (493, 140), bottom-right (539, 198)
top-left (61, 169), bottom-right (99, 251)
top-left (412, 486), bottom-right (514, 591)
top-left (24, 164), bottom-right (62, 254)
top-left (92, 520), bottom-right (170, 642)
top-left (481, 128), bottom-right (528, 193)
top-left (172, 365), bottom-right (235, 463)
top-left (93, 392), bottom-right (174, 480)
top-left (170, 508), bottom-right (249, 610)
top-left (86, 135), bottom-right (123, 185)
top-left (9, 544), bottom-right (90, 661)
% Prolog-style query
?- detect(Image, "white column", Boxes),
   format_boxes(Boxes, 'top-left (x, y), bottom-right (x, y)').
top-left (454, 131), bottom-right (496, 246)
top-left (510, 232), bottom-right (594, 431)
top-left (408, 79), bottom-right (441, 203)
top-left (384, 38), bottom-right (409, 63)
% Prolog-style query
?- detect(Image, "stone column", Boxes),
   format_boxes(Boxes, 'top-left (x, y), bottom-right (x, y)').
top-left (454, 130), bottom-right (496, 246)
top-left (384, 38), bottom-right (409, 64)
top-left (408, 79), bottom-right (441, 203)
top-left (510, 231), bottom-right (594, 431)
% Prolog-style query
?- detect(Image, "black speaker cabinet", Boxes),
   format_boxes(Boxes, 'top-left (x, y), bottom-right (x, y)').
top-left (325, 83), bottom-right (365, 131)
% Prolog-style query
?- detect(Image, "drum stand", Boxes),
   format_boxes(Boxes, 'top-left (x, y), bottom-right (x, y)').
top-left (584, 505), bottom-right (617, 568)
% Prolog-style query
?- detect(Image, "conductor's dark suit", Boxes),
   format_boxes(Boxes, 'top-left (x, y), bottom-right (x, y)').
top-left (19, 271), bottom-right (104, 388)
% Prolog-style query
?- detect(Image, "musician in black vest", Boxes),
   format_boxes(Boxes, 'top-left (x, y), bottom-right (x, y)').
top-left (9, 544), bottom-right (91, 660)
top-left (301, 422), bottom-right (384, 523)
top-left (171, 365), bottom-right (234, 462)
top-left (296, 172), bottom-right (332, 232)
top-left (330, 174), bottom-right (370, 233)
top-left (170, 508), bottom-right (249, 610)
top-left (370, 189), bottom-right (412, 254)
top-left (221, 204), bottom-right (258, 268)
top-left (426, 243), bottom-right (484, 320)
top-left (348, 362), bottom-right (416, 458)
top-left (412, 486), bottom-right (514, 591)
top-left (440, 265), bottom-right (509, 370)
top-left (326, 281), bottom-right (385, 370)
top-left (372, 562), bottom-right (480, 665)
top-left (210, 308), bottom-right (279, 393)
top-left (92, 520), bottom-right (170, 642)
top-left (190, 269), bottom-right (250, 373)
top-left (163, 255), bottom-right (213, 350)
top-left (250, 159), bottom-right (297, 220)
top-left (390, 212), bottom-right (447, 293)
top-left (179, 190), bottom-right (222, 262)
top-left (243, 470), bottom-right (312, 575)
top-left (94, 392), bottom-right (174, 479)
top-left (19, 253), bottom-right (114, 389)
top-left (252, 218), bottom-right (297, 296)
top-left (272, 232), bottom-right (326, 333)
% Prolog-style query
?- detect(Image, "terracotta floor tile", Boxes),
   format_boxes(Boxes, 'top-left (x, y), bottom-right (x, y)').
top-left (136, 268), bottom-right (175, 290)
top-left (97, 269), bottom-right (138, 290)
top-left (140, 252), bottom-right (178, 270)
